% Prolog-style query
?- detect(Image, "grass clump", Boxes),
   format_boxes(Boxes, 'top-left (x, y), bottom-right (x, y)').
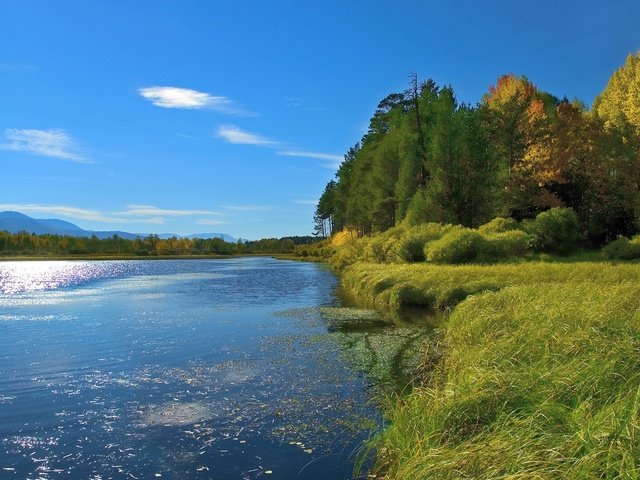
top-left (480, 229), bottom-right (533, 260)
top-left (425, 228), bottom-right (484, 264)
top-left (602, 235), bottom-right (640, 260)
top-left (394, 223), bottom-right (455, 263)
top-left (371, 281), bottom-right (640, 479)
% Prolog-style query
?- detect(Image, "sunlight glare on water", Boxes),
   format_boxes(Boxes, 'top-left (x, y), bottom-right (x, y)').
top-left (0, 261), bottom-right (138, 295)
top-left (0, 258), bottom-right (382, 479)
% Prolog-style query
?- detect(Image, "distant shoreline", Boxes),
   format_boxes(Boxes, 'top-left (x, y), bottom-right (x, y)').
top-left (0, 254), bottom-right (236, 262)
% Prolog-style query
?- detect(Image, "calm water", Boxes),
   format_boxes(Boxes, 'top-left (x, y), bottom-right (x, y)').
top-left (0, 257), bottom-right (400, 480)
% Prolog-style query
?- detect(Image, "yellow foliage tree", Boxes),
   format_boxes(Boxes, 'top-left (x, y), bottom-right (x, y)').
top-left (593, 51), bottom-right (640, 131)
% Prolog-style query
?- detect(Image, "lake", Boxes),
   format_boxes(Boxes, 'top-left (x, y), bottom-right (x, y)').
top-left (0, 257), bottom-right (426, 479)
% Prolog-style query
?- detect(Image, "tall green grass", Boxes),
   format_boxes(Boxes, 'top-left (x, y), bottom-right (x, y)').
top-left (342, 261), bottom-right (640, 311)
top-left (370, 281), bottom-right (640, 479)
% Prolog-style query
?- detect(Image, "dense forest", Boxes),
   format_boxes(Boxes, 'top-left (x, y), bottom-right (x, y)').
top-left (0, 230), bottom-right (316, 256)
top-left (315, 53), bottom-right (640, 246)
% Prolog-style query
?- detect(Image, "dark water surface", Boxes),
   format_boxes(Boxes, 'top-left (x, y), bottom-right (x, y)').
top-left (0, 257), bottom-right (402, 480)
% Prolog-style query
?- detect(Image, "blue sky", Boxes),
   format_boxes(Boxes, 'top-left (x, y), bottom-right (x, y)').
top-left (1, 0), bottom-right (639, 239)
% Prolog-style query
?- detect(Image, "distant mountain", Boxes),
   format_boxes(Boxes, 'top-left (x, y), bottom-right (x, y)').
top-left (39, 218), bottom-right (84, 232)
top-left (0, 211), bottom-right (61, 236)
top-left (0, 211), bottom-right (239, 241)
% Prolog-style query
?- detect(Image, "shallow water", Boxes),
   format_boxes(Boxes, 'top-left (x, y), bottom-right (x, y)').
top-left (0, 257), bottom-right (428, 479)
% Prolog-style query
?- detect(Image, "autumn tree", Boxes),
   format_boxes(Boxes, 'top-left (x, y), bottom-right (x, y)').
top-left (593, 51), bottom-right (640, 132)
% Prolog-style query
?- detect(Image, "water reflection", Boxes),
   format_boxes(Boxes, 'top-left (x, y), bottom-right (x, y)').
top-left (282, 306), bottom-right (437, 393)
top-left (0, 258), bottom-right (383, 479)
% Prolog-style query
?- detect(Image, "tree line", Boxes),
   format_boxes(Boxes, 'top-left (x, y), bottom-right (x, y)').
top-left (315, 53), bottom-right (640, 246)
top-left (0, 231), bottom-right (317, 256)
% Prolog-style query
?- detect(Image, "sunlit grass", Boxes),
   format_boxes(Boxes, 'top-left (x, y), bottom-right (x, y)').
top-left (341, 261), bottom-right (640, 311)
top-left (352, 264), bottom-right (640, 479)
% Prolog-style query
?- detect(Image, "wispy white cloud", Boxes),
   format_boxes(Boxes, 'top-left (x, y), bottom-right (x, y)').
top-left (0, 62), bottom-right (36, 73)
top-left (0, 129), bottom-right (90, 163)
top-left (277, 149), bottom-right (342, 162)
top-left (295, 199), bottom-right (318, 206)
top-left (116, 205), bottom-right (222, 217)
top-left (278, 149), bottom-right (343, 171)
top-left (0, 203), bottom-right (223, 226)
top-left (283, 96), bottom-right (304, 108)
top-left (0, 204), bottom-right (125, 223)
top-left (320, 162), bottom-right (341, 170)
top-left (138, 86), bottom-right (248, 115)
top-left (196, 219), bottom-right (228, 226)
top-left (134, 217), bottom-right (167, 224)
top-left (215, 126), bottom-right (343, 170)
top-left (216, 125), bottom-right (280, 146)
top-left (222, 205), bottom-right (271, 212)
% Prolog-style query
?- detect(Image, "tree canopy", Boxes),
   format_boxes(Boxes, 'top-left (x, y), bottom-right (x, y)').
top-left (315, 56), bottom-right (640, 246)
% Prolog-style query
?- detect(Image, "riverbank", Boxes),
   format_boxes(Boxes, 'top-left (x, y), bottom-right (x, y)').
top-left (341, 260), bottom-right (640, 478)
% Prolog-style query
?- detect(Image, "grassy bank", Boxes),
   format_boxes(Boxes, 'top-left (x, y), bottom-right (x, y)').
top-left (342, 262), bottom-right (640, 478)
top-left (342, 261), bottom-right (640, 311)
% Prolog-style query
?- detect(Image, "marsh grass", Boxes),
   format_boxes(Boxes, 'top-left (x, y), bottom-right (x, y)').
top-left (341, 261), bottom-right (640, 311)
top-left (369, 281), bottom-right (640, 478)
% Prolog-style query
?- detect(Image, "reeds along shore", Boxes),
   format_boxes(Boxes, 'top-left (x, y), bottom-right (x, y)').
top-left (367, 278), bottom-right (640, 479)
top-left (338, 261), bottom-right (640, 478)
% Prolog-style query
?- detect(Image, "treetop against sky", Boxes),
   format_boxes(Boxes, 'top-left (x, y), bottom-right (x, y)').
top-left (1, 0), bottom-right (639, 239)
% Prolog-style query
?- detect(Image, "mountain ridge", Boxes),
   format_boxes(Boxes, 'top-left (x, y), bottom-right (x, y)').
top-left (0, 211), bottom-right (239, 242)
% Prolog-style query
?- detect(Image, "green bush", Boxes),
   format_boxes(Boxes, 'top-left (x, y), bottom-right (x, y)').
top-left (478, 217), bottom-right (519, 234)
top-left (365, 227), bottom-right (408, 263)
top-left (330, 240), bottom-right (363, 270)
top-left (426, 228), bottom-right (484, 264)
top-left (393, 223), bottom-right (454, 263)
top-left (363, 234), bottom-right (388, 263)
top-left (527, 207), bottom-right (583, 254)
top-left (602, 235), bottom-right (640, 260)
top-left (479, 230), bottom-right (533, 261)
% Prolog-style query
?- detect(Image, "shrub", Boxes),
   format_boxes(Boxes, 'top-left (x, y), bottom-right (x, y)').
top-left (330, 240), bottom-right (363, 270)
top-left (365, 226), bottom-right (408, 263)
top-left (479, 230), bottom-right (533, 261)
top-left (394, 223), bottom-right (454, 263)
top-left (426, 228), bottom-right (484, 264)
top-left (602, 235), bottom-right (640, 260)
top-left (527, 207), bottom-right (583, 254)
top-left (363, 234), bottom-right (388, 263)
top-left (478, 217), bottom-right (519, 234)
